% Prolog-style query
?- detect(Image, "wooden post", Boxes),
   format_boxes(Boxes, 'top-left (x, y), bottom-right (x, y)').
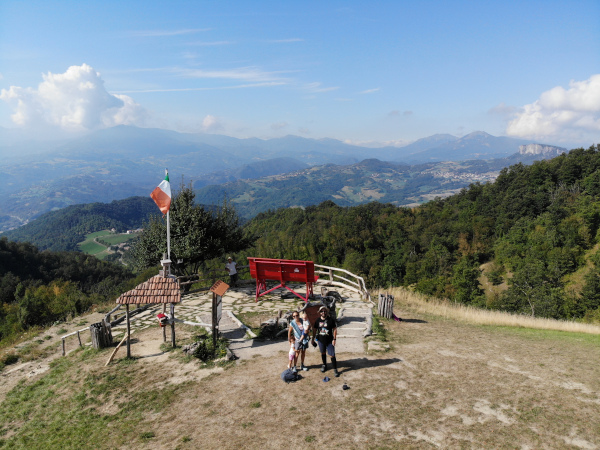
top-left (77, 331), bottom-right (82, 347)
top-left (162, 303), bottom-right (167, 342)
top-left (62, 338), bottom-right (66, 356)
top-left (212, 292), bottom-right (217, 348)
top-left (90, 322), bottom-right (113, 349)
top-left (126, 304), bottom-right (131, 358)
top-left (170, 303), bottom-right (176, 348)
top-left (378, 293), bottom-right (394, 319)
top-left (105, 330), bottom-right (132, 366)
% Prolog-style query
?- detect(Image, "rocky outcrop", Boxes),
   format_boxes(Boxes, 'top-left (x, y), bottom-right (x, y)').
top-left (519, 144), bottom-right (566, 156)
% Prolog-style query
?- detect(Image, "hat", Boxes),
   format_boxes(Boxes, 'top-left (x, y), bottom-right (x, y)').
top-left (227, 256), bottom-right (232, 260)
top-left (319, 306), bottom-right (329, 312)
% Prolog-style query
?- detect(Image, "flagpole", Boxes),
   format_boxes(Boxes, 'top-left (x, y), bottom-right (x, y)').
top-left (165, 169), bottom-right (171, 272)
top-left (166, 210), bottom-right (171, 262)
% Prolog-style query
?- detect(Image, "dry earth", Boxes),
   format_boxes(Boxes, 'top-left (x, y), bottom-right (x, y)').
top-left (1, 298), bottom-right (600, 449)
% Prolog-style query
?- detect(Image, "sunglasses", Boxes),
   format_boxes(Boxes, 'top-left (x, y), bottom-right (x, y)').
top-left (292, 314), bottom-right (299, 317)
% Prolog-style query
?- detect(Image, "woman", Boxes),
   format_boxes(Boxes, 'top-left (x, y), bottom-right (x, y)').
top-left (288, 311), bottom-right (311, 372)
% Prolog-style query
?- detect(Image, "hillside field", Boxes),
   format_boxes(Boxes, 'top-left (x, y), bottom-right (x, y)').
top-left (77, 230), bottom-right (140, 260)
top-left (0, 290), bottom-right (598, 449)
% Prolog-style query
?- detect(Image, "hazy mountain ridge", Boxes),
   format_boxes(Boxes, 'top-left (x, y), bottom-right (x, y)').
top-left (0, 125), bottom-right (565, 231)
top-left (194, 151), bottom-right (562, 219)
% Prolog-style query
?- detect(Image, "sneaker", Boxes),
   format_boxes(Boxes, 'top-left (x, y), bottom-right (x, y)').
top-left (320, 364), bottom-right (327, 372)
top-left (301, 364), bottom-right (308, 371)
top-left (292, 366), bottom-right (297, 373)
top-left (334, 370), bottom-right (340, 377)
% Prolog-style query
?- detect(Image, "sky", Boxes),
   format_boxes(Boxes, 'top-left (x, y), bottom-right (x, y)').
top-left (1, 0), bottom-right (599, 149)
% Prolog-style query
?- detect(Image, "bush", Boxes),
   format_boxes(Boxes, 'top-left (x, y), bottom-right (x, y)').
top-left (0, 353), bottom-right (19, 371)
top-left (190, 336), bottom-right (228, 362)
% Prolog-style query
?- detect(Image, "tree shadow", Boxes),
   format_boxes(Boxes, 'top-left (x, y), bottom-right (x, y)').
top-left (334, 357), bottom-right (402, 374)
top-left (399, 318), bottom-right (428, 324)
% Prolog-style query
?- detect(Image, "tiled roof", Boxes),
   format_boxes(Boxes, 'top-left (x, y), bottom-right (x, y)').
top-left (116, 275), bottom-right (181, 304)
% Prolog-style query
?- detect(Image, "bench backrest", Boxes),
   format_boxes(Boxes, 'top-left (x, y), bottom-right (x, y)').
top-left (248, 257), bottom-right (316, 283)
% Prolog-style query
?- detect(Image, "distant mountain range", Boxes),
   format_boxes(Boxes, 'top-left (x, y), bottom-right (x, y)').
top-left (0, 125), bottom-right (567, 232)
top-left (194, 151), bottom-right (566, 219)
top-left (4, 147), bottom-right (568, 251)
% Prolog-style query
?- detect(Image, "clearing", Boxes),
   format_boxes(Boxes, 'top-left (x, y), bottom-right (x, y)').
top-left (1, 286), bottom-right (599, 449)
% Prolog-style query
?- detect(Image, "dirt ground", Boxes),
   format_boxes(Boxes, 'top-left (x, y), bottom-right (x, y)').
top-left (2, 305), bottom-right (600, 449)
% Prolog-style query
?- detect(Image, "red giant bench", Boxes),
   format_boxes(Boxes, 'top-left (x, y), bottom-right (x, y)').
top-left (247, 257), bottom-right (319, 302)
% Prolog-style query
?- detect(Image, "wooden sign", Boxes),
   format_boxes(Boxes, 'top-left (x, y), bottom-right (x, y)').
top-left (210, 280), bottom-right (229, 297)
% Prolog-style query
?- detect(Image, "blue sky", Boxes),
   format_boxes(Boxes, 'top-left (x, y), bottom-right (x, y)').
top-left (1, 0), bottom-right (599, 148)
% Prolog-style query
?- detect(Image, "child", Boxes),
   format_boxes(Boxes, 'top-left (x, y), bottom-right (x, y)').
top-left (300, 311), bottom-right (311, 346)
top-left (288, 335), bottom-right (296, 370)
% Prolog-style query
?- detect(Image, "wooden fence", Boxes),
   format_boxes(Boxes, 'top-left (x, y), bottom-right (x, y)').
top-left (314, 263), bottom-right (371, 302)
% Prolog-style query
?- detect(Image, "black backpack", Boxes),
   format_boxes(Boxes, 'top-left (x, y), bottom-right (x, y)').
top-left (280, 368), bottom-right (299, 383)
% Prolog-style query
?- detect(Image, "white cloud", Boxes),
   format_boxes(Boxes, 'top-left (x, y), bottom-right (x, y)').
top-left (303, 82), bottom-right (339, 93)
top-left (265, 38), bottom-right (303, 43)
top-left (344, 138), bottom-right (412, 148)
top-left (506, 74), bottom-right (600, 144)
top-left (387, 110), bottom-right (412, 117)
top-left (188, 41), bottom-right (233, 47)
top-left (270, 121), bottom-right (288, 131)
top-left (202, 114), bottom-right (223, 133)
top-left (0, 64), bottom-right (148, 131)
top-left (129, 28), bottom-right (211, 37)
top-left (360, 88), bottom-right (380, 94)
top-left (489, 102), bottom-right (517, 116)
top-left (178, 66), bottom-right (289, 83)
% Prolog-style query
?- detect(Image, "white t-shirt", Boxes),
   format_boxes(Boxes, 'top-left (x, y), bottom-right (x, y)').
top-left (226, 261), bottom-right (237, 275)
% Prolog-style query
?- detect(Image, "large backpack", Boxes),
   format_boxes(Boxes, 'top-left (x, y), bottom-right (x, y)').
top-left (280, 368), bottom-right (299, 383)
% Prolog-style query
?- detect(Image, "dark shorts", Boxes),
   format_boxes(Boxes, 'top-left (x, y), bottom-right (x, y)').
top-left (317, 340), bottom-right (335, 357)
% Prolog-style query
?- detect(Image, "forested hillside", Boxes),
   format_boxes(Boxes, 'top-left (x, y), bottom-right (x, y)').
top-left (243, 145), bottom-right (600, 322)
top-left (2, 197), bottom-right (157, 251)
top-left (0, 237), bottom-right (138, 343)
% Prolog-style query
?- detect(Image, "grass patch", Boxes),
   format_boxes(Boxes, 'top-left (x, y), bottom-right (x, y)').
top-left (0, 349), bottom-right (185, 448)
top-left (250, 401), bottom-right (261, 408)
top-left (370, 314), bottom-right (389, 342)
top-left (487, 325), bottom-right (600, 346)
top-left (387, 287), bottom-right (600, 335)
top-left (77, 240), bottom-right (107, 255)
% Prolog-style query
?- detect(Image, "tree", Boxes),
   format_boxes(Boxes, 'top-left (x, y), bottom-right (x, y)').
top-left (451, 256), bottom-right (485, 305)
top-left (132, 183), bottom-right (252, 276)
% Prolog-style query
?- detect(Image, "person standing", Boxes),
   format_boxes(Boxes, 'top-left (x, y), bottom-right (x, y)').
top-left (289, 311), bottom-right (311, 372)
top-left (225, 257), bottom-right (238, 286)
top-left (311, 306), bottom-right (339, 377)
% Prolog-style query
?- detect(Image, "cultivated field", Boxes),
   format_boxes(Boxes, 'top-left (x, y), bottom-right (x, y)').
top-left (1, 290), bottom-right (599, 449)
top-left (77, 230), bottom-right (140, 259)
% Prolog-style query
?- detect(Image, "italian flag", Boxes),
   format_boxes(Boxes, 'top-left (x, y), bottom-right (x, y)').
top-left (150, 172), bottom-right (171, 214)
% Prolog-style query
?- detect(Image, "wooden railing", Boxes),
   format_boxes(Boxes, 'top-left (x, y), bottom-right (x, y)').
top-left (314, 264), bottom-right (371, 302)
top-left (179, 263), bottom-right (371, 302)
